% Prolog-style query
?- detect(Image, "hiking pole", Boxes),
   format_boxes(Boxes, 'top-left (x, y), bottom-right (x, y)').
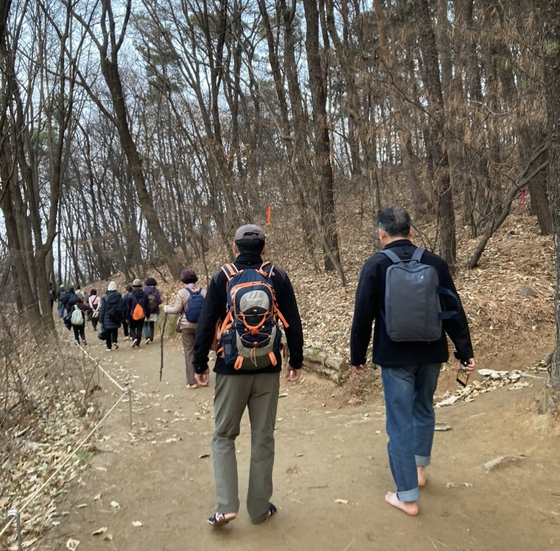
top-left (160, 313), bottom-right (168, 382)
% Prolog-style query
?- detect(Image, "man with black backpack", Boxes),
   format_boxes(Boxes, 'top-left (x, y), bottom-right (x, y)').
top-left (193, 224), bottom-right (304, 527)
top-left (350, 206), bottom-right (475, 516)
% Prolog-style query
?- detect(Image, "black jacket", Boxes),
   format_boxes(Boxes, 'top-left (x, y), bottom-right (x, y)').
top-left (350, 240), bottom-right (474, 367)
top-left (99, 291), bottom-right (124, 330)
top-left (193, 253), bottom-right (304, 375)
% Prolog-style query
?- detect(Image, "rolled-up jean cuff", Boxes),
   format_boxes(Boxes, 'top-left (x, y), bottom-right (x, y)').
top-left (415, 455), bottom-right (430, 467)
top-left (397, 487), bottom-right (421, 502)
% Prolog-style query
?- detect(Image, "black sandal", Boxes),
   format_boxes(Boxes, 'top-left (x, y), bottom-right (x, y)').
top-left (266, 503), bottom-right (277, 520)
top-left (207, 512), bottom-right (235, 526)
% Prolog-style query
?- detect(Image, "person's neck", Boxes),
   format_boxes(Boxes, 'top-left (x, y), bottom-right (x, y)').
top-left (381, 235), bottom-right (409, 247)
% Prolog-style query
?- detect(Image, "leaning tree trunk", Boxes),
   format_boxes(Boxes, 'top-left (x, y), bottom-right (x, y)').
top-left (96, 0), bottom-right (182, 278)
top-left (542, 0), bottom-right (560, 392)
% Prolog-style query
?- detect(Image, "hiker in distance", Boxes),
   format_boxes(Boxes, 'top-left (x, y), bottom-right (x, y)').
top-left (123, 279), bottom-right (149, 348)
top-left (57, 285), bottom-right (66, 318)
top-left (350, 206), bottom-right (475, 516)
top-left (143, 277), bottom-right (162, 344)
top-left (88, 289), bottom-right (101, 332)
top-left (122, 284), bottom-right (133, 341)
top-left (164, 268), bottom-right (206, 389)
top-left (70, 295), bottom-right (91, 346)
top-left (99, 281), bottom-right (124, 351)
top-left (193, 224), bottom-right (304, 527)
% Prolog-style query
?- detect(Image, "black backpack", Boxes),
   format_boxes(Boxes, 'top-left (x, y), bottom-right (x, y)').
top-left (147, 293), bottom-right (158, 314)
top-left (382, 248), bottom-right (459, 342)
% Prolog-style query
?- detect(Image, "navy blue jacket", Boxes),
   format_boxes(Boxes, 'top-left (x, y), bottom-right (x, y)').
top-left (123, 288), bottom-right (150, 321)
top-left (63, 291), bottom-right (77, 310)
top-left (193, 253), bottom-right (304, 375)
top-left (350, 240), bottom-right (474, 367)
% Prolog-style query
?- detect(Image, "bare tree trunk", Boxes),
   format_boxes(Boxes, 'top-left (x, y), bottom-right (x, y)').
top-left (519, 125), bottom-right (552, 235)
top-left (373, 0), bottom-right (432, 218)
top-left (542, 0), bottom-right (560, 392)
top-left (302, 0), bottom-right (342, 275)
top-left (414, 0), bottom-right (456, 268)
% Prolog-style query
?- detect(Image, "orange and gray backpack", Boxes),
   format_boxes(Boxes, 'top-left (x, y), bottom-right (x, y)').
top-left (217, 262), bottom-right (288, 370)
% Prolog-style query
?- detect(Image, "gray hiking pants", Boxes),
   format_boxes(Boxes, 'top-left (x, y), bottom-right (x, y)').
top-left (211, 372), bottom-right (280, 523)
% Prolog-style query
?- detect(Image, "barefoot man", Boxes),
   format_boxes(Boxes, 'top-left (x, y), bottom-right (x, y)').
top-left (350, 206), bottom-right (475, 516)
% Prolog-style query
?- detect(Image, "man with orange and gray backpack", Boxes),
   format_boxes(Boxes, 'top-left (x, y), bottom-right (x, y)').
top-left (193, 224), bottom-right (303, 527)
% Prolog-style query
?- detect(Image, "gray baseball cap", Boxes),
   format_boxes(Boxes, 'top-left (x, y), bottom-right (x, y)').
top-left (234, 224), bottom-right (265, 242)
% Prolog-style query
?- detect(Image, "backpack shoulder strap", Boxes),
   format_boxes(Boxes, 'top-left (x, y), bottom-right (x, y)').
top-left (185, 287), bottom-right (193, 296)
top-left (259, 261), bottom-right (273, 278)
top-left (381, 249), bottom-right (402, 264)
top-left (221, 263), bottom-right (240, 281)
top-left (411, 247), bottom-right (425, 262)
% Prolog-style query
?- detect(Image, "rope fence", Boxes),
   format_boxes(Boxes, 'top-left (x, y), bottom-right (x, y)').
top-left (1, 336), bottom-right (134, 549)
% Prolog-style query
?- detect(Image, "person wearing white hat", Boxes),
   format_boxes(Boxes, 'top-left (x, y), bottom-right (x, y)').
top-left (99, 281), bottom-right (124, 351)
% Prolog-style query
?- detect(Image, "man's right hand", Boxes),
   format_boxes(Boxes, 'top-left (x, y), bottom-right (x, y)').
top-left (352, 364), bottom-right (366, 376)
top-left (455, 358), bottom-right (476, 374)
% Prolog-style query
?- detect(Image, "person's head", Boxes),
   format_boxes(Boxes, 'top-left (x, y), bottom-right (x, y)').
top-left (68, 286), bottom-right (75, 293)
top-left (145, 277), bottom-right (157, 287)
top-left (126, 284), bottom-right (133, 292)
top-left (90, 289), bottom-right (97, 296)
top-left (107, 281), bottom-right (117, 292)
top-left (76, 285), bottom-right (81, 291)
top-left (377, 206), bottom-right (413, 246)
top-left (60, 284), bottom-right (64, 290)
top-left (233, 224), bottom-right (266, 256)
top-left (180, 269), bottom-right (198, 285)
top-left (132, 278), bottom-right (142, 288)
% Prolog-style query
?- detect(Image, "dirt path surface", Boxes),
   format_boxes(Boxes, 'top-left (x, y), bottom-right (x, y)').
top-left (36, 336), bottom-right (560, 551)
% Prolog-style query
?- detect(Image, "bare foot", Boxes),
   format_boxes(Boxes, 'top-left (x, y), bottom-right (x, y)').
top-left (385, 492), bottom-right (419, 516)
top-left (417, 466), bottom-right (427, 487)
top-left (208, 512), bottom-right (237, 526)
top-left (186, 384), bottom-right (198, 389)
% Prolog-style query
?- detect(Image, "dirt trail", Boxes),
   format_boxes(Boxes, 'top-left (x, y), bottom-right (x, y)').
top-left (36, 335), bottom-right (560, 551)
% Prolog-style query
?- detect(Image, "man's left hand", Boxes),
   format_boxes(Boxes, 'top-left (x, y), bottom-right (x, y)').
top-left (352, 364), bottom-right (366, 376)
top-left (195, 370), bottom-right (210, 387)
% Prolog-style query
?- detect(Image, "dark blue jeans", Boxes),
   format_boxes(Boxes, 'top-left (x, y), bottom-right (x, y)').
top-left (381, 364), bottom-right (441, 502)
